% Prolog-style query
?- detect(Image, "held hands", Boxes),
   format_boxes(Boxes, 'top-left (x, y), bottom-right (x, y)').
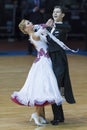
top-left (46, 19), bottom-right (54, 27)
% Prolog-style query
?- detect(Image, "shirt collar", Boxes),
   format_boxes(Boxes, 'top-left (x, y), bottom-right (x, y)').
top-left (55, 22), bottom-right (63, 24)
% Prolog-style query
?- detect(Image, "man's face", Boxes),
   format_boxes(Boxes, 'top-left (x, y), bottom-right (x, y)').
top-left (52, 8), bottom-right (65, 22)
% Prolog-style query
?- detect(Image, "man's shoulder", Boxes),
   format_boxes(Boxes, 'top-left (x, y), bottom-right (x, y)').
top-left (56, 22), bottom-right (71, 32)
top-left (56, 22), bottom-right (70, 27)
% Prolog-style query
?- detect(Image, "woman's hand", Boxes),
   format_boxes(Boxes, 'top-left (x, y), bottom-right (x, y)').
top-left (46, 19), bottom-right (54, 27)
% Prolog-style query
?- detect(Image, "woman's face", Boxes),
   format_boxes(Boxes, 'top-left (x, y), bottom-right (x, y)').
top-left (24, 20), bottom-right (34, 33)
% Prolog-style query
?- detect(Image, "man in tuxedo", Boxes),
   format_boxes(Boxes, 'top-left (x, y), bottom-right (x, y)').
top-left (46, 6), bottom-right (76, 125)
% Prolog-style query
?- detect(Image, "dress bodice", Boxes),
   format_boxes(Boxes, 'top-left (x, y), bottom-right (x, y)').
top-left (30, 33), bottom-right (48, 53)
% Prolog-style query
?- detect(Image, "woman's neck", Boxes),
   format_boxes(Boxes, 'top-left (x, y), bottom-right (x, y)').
top-left (28, 30), bottom-right (34, 36)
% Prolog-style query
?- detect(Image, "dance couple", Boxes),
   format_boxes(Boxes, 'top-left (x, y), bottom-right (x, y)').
top-left (11, 6), bottom-right (76, 126)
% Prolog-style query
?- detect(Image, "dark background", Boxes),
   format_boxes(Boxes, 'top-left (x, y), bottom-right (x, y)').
top-left (0, 0), bottom-right (87, 52)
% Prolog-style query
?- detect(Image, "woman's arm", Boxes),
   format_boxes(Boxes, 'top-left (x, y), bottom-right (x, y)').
top-left (33, 28), bottom-right (47, 41)
top-left (31, 33), bottom-right (40, 41)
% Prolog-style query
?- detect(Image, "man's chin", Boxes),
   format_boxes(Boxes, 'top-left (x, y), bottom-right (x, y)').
top-left (54, 18), bottom-right (58, 21)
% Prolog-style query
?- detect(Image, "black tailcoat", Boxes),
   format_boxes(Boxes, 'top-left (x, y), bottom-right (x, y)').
top-left (47, 23), bottom-right (75, 104)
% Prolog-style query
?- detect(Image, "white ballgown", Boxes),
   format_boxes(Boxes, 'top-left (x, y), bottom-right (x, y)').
top-left (11, 31), bottom-right (65, 106)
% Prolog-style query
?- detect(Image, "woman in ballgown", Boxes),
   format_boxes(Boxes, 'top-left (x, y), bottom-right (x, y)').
top-left (11, 19), bottom-right (65, 126)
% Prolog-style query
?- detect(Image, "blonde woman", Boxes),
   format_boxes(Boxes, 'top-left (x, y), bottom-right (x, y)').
top-left (11, 19), bottom-right (65, 126)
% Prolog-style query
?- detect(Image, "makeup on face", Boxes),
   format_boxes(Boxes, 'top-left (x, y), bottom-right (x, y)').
top-left (24, 20), bottom-right (34, 32)
top-left (25, 20), bottom-right (33, 26)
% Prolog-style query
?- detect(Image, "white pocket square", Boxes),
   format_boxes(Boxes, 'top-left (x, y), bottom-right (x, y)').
top-left (55, 31), bottom-right (59, 33)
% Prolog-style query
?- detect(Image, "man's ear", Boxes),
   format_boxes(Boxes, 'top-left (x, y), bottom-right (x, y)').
top-left (62, 13), bottom-right (65, 18)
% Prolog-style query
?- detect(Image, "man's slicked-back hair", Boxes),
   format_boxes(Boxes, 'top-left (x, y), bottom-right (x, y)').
top-left (53, 5), bottom-right (65, 13)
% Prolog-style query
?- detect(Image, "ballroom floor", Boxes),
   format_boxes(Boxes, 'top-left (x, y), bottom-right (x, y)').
top-left (0, 54), bottom-right (87, 130)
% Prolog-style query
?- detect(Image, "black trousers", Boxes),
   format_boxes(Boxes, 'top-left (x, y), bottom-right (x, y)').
top-left (52, 104), bottom-right (64, 120)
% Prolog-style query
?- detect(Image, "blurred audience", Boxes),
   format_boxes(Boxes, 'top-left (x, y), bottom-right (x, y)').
top-left (82, 0), bottom-right (87, 50)
top-left (0, 0), bottom-right (87, 51)
top-left (43, 0), bottom-right (61, 22)
top-left (19, 0), bottom-right (46, 55)
top-left (20, 0), bottom-right (45, 24)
